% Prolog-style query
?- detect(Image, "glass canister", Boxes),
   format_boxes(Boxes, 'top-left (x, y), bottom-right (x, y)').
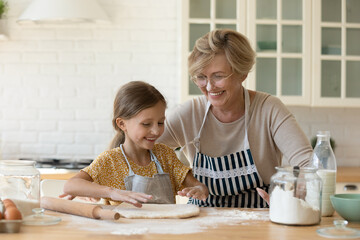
top-left (0, 160), bottom-right (40, 217)
top-left (269, 166), bottom-right (322, 225)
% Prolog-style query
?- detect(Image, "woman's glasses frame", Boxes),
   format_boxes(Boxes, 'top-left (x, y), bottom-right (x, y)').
top-left (191, 72), bottom-right (234, 87)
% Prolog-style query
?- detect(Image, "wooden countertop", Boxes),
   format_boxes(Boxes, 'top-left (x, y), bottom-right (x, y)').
top-left (40, 169), bottom-right (77, 180)
top-left (337, 167), bottom-right (360, 182)
top-left (41, 172), bottom-right (77, 180)
top-left (1, 209), bottom-right (359, 240)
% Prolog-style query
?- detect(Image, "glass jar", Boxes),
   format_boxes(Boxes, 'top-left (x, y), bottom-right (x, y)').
top-left (0, 160), bottom-right (40, 217)
top-left (311, 130), bottom-right (337, 217)
top-left (269, 166), bottom-right (322, 225)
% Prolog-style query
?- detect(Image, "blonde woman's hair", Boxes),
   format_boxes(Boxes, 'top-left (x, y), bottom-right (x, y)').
top-left (188, 29), bottom-right (256, 78)
top-left (109, 81), bottom-right (167, 149)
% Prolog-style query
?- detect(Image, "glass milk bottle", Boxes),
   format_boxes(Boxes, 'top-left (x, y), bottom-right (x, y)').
top-left (311, 131), bottom-right (337, 217)
top-left (0, 160), bottom-right (41, 217)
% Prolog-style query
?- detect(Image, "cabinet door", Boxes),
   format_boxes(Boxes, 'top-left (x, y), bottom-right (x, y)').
top-left (181, 0), bottom-right (247, 102)
top-left (313, 0), bottom-right (360, 106)
top-left (246, 0), bottom-right (311, 106)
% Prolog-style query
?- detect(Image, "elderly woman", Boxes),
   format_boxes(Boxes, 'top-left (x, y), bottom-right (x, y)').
top-left (158, 29), bottom-right (312, 208)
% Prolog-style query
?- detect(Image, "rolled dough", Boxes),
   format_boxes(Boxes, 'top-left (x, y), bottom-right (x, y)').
top-left (110, 203), bottom-right (200, 219)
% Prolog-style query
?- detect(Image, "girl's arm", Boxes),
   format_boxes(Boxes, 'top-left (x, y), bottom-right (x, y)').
top-left (177, 171), bottom-right (209, 201)
top-left (62, 171), bottom-right (152, 208)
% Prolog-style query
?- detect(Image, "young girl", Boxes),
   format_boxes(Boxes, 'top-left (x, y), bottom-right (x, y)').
top-left (63, 81), bottom-right (209, 207)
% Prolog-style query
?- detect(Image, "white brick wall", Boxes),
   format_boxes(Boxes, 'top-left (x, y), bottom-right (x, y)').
top-left (0, 0), bottom-right (359, 167)
top-left (0, 0), bottom-right (180, 160)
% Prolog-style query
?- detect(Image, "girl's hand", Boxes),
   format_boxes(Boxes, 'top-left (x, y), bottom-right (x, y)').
top-left (109, 189), bottom-right (153, 208)
top-left (59, 193), bottom-right (100, 203)
top-left (177, 184), bottom-right (209, 201)
top-left (59, 193), bottom-right (76, 200)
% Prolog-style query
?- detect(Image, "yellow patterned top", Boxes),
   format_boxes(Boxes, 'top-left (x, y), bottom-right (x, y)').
top-left (82, 143), bottom-right (190, 204)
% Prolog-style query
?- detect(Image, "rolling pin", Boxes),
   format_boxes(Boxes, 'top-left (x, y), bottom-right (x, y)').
top-left (41, 196), bottom-right (120, 220)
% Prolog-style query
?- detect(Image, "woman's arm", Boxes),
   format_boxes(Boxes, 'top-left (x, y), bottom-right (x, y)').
top-left (177, 171), bottom-right (209, 201)
top-left (63, 171), bottom-right (152, 207)
top-left (269, 98), bottom-right (313, 167)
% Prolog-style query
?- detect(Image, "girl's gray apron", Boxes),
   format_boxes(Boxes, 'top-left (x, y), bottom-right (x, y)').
top-left (120, 144), bottom-right (174, 204)
top-left (188, 88), bottom-right (269, 208)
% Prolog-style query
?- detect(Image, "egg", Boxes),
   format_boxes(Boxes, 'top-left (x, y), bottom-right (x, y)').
top-left (4, 206), bottom-right (22, 220)
top-left (3, 199), bottom-right (16, 209)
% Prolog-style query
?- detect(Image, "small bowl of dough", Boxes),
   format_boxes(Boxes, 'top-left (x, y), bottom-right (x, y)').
top-left (330, 194), bottom-right (360, 222)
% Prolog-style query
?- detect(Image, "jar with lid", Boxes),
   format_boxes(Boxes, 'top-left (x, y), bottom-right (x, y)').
top-left (269, 166), bottom-right (322, 225)
top-left (0, 160), bottom-right (40, 217)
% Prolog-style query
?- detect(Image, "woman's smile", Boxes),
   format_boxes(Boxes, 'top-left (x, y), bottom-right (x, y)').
top-left (208, 90), bottom-right (225, 96)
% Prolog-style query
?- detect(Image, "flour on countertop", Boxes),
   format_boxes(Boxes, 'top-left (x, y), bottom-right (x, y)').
top-left (205, 208), bottom-right (267, 220)
top-left (57, 207), bottom-right (269, 235)
top-left (112, 227), bottom-right (149, 235)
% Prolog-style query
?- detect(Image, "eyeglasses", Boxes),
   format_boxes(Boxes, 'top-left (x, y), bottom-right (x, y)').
top-left (191, 72), bottom-right (234, 87)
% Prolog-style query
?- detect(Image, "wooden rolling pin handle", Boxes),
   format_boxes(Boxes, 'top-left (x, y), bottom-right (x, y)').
top-left (93, 207), bottom-right (120, 220)
top-left (41, 197), bottom-right (119, 220)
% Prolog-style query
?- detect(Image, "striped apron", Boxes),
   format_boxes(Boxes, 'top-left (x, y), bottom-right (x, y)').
top-left (188, 88), bottom-right (269, 208)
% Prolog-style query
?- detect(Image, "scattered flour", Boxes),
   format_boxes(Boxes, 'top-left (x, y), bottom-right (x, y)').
top-left (112, 227), bottom-right (149, 235)
top-left (269, 186), bottom-right (320, 225)
top-left (55, 207), bottom-right (269, 235)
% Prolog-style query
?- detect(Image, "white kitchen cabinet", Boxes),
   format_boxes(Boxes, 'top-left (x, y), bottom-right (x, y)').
top-left (247, 0), bottom-right (311, 105)
top-left (181, 0), bottom-right (360, 107)
top-left (312, 0), bottom-right (360, 107)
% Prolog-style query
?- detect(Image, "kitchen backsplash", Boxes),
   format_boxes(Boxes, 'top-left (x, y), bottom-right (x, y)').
top-left (0, 0), bottom-right (359, 167)
top-left (286, 106), bottom-right (360, 167)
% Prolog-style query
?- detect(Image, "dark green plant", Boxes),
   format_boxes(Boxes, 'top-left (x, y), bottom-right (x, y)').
top-left (310, 136), bottom-right (336, 150)
top-left (0, 0), bottom-right (8, 19)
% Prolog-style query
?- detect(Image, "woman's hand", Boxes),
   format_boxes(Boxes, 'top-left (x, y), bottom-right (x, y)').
top-left (256, 188), bottom-right (269, 205)
top-left (109, 189), bottom-right (153, 208)
top-left (178, 184), bottom-right (209, 201)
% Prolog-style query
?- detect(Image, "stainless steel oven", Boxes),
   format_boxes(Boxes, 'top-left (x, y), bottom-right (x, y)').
top-left (19, 158), bottom-right (93, 170)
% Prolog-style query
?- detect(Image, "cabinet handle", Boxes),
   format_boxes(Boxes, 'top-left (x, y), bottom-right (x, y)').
top-left (343, 184), bottom-right (358, 191)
